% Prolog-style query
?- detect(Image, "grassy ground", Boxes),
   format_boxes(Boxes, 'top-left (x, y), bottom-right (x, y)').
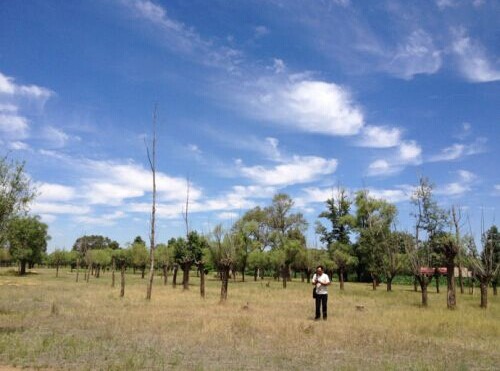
top-left (0, 268), bottom-right (498, 370)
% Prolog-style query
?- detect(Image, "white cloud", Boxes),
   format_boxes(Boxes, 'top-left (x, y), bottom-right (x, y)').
top-left (399, 140), bottom-right (422, 164)
top-left (436, 169), bottom-right (477, 197)
top-left (126, 0), bottom-right (242, 71)
top-left (388, 30), bottom-right (442, 79)
top-left (0, 113), bottom-right (29, 139)
top-left (367, 159), bottom-right (402, 176)
top-left (367, 141), bottom-right (422, 177)
top-left (31, 202), bottom-right (90, 215)
top-left (37, 183), bottom-right (76, 202)
top-left (457, 169), bottom-right (477, 183)
top-left (452, 29), bottom-right (500, 82)
top-left (357, 125), bottom-right (402, 148)
top-left (42, 126), bottom-right (70, 148)
top-left (239, 155), bottom-right (338, 186)
top-left (0, 71), bottom-right (52, 100)
top-left (429, 138), bottom-right (486, 162)
top-left (367, 188), bottom-right (411, 203)
top-left (8, 141), bottom-right (30, 150)
top-left (75, 211), bottom-right (126, 226)
top-left (244, 77), bottom-right (364, 136)
top-left (83, 160), bottom-right (202, 205)
top-left (217, 212), bottom-right (239, 220)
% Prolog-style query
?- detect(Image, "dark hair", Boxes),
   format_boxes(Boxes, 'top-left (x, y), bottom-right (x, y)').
top-left (316, 265), bottom-right (324, 270)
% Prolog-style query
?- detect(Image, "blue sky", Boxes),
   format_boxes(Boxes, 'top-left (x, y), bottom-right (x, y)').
top-left (0, 0), bottom-right (498, 251)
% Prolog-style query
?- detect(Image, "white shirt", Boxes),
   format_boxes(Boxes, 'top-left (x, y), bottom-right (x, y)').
top-left (312, 273), bottom-right (330, 295)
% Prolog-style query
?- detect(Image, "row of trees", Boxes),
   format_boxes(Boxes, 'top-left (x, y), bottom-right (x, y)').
top-left (1, 155), bottom-right (498, 308)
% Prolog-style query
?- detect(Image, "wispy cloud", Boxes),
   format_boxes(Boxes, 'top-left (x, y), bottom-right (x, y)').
top-left (429, 137), bottom-right (486, 162)
top-left (435, 169), bottom-right (477, 197)
top-left (124, 0), bottom-right (243, 72)
top-left (386, 30), bottom-right (442, 79)
top-left (452, 28), bottom-right (500, 82)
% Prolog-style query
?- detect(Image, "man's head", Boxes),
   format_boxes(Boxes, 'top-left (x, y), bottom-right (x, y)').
top-left (316, 265), bottom-right (324, 275)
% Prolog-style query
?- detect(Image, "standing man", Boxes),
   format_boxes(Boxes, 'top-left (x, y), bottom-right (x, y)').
top-left (312, 265), bottom-right (330, 320)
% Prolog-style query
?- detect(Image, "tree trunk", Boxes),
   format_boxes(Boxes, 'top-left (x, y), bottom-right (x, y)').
top-left (163, 264), bottom-right (168, 285)
top-left (199, 263), bottom-right (205, 299)
top-left (435, 272), bottom-right (440, 293)
top-left (480, 281), bottom-right (488, 308)
top-left (419, 277), bottom-right (429, 307)
top-left (254, 267), bottom-right (258, 281)
top-left (220, 267), bottom-right (229, 302)
top-left (446, 263), bottom-right (456, 309)
top-left (387, 275), bottom-right (393, 292)
top-left (56, 264), bottom-right (59, 278)
top-left (19, 260), bottom-right (27, 275)
top-left (339, 268), bottom-right (345, 290)
top-left (172, 265), bottom-right (178, 288)
top-left (141, 266), bottom-right (145, 279)
top-left (414, 276), bottom-right (418, 292)
top-left (281, 266), bottom-right (287, 289)
top-left (120, 265), bottom-right (125, 298)
top-left (371, 273), bottom-right (377, 291)
top-left (182, 262), bottom-right (190, 290)
top-left (241, 264), bottom-right (245, 282)
top-left (111, 259), bottom-right (116, 288)
top-left (86, 265), bottom-right (91, 283)
top-left (76, 258), bottom-right (80, 282)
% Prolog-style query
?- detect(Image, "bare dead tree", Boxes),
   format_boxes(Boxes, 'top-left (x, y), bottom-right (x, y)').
top-left (146, 105), bottom-right (158, 301)
top-left (182, 176), bottom-right (191, 291)
top-left (451, 206), bottom-right (466, 294)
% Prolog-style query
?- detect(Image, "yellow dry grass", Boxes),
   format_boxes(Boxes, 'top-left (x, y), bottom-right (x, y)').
top-left (0, 268), bottom-right (498, 370)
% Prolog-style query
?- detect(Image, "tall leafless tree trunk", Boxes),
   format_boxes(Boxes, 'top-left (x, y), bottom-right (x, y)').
top-left (146, 106), bottom-right (158, 301)
top-left (172, 264), bottom-right (178, 288)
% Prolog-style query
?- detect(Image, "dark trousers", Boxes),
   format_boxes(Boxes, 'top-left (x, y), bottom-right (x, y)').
top-left (315, 294), bottom-right (328, 319)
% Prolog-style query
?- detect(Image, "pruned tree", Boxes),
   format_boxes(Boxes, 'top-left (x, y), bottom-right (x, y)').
top-left (468, 225), bottom-right (499, 308)
top-left (209, 224), bottom-right (236, 302)
top-left (47, 249), bottom-right (68, 277)
top-left (331, 242), bottom-right (358, 290)
top-left (382, 231), bottom-right (411, 292)
top-left (114, 248), bottom-right (131, 298)
top-left (155, 243), bottom-right (173, 286)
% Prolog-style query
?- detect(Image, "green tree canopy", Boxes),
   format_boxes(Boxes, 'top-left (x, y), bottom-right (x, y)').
top-left (7, 215), bottom-right (50, 275)
top-left (0, 157), bottom-right (36, 243)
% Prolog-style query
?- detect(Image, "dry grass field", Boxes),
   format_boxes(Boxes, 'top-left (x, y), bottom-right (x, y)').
top-left (0, 268), bottom-right (499, 370)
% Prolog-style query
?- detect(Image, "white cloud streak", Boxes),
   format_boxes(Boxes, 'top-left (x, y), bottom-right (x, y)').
top-left (452, 29), bottom-right (500, 83)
